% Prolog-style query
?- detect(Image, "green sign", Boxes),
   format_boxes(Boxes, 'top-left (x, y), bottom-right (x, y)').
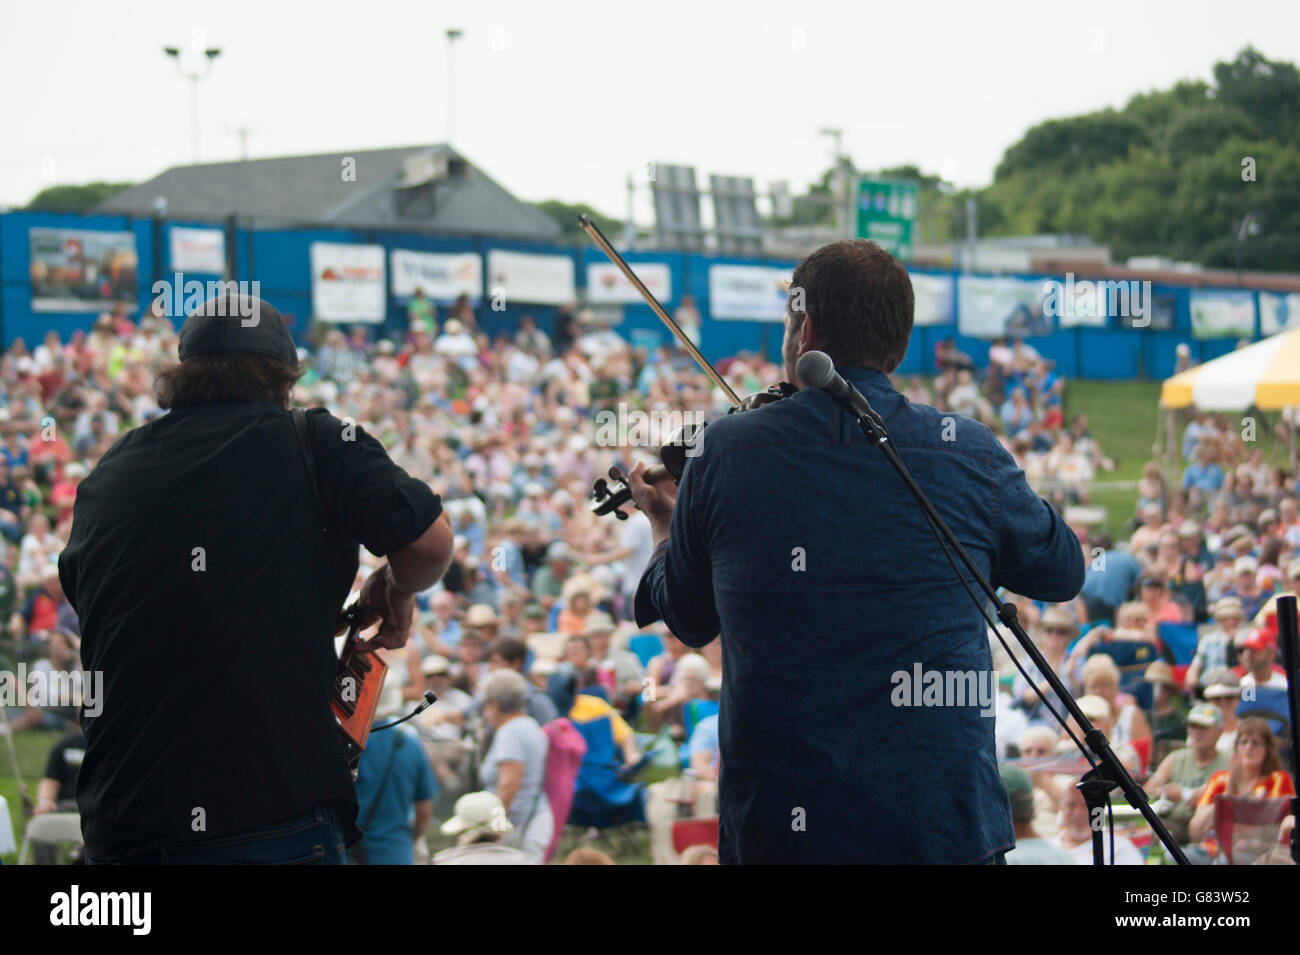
top-left (856, 178), bottom-right (918, 261)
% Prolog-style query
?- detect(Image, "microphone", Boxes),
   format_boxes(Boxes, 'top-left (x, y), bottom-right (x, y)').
top-left (795, 350), bottom-right (885, 431)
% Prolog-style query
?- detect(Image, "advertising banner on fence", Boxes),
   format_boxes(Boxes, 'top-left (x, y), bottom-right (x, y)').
top-left (310, 242), bottom-right (386, 322)
top-left (1259, 291), bottom-right (1300, 336)
top-left (486, 249), bottom-right (575, 305)
top-left (957, 275), bottom-right (1051, 338)
top-left (1190, 290), bottom-right (1255, 339)
top-left (169, 227), bottom-right (226, 274)
top-left (391, 249), bottom-right (481, 302)
top-left (586, 261), bottom-right (672, 305)
top-left (909, 272), bottom-right (955, 326)
top-left (29, 227), bottom-right (139, 312)
top-left (708, 263), bottom-right (791, 321)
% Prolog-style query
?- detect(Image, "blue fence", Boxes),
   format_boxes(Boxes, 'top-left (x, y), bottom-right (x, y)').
top-left (0, 209), bottom-right (1281, 380)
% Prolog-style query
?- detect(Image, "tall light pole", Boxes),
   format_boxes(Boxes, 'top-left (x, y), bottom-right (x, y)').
top-left (446, 28), bottom-right (463, 144)
top-left (819, 127), bottom-right (849, 237)
top-left (165, 45), bottom-right (221, 163)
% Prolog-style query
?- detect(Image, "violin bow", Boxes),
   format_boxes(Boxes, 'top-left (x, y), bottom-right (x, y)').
top-left (578, 214), bottom-right (741, 406)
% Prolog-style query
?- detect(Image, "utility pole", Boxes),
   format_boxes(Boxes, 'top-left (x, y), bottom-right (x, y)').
top-left (819, 127), bottom-right (844, 237)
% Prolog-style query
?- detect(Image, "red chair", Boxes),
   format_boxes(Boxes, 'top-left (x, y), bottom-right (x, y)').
top-left (1130, 737), bottom-right (1151, 777)
top-left (671, 817), bottom-right (719, 856)
top-left (1213, 797), bottom-right (1290, 865)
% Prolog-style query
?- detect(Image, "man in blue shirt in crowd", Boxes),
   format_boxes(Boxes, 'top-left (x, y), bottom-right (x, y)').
top-left (352, 704), bottom-right (438, 865)
top-left (1078, 530), bottom-right (1142, 622)
top-left (629, 239), bottom-right (1084, 864)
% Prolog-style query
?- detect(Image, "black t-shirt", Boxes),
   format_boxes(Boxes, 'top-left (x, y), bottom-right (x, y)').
top-left (57, 400), bottom-right (441, 859)
top-left (44, 731), bottom-right (87, 803)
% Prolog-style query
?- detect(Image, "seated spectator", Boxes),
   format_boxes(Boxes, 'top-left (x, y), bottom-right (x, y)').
top-left (434, 791), bottom-right (532, 865)
top-left (1001, 763), bottom-right (1074, 865)
top-left (1232, 621), bottom-right (1287, 692)
top-left (1065, 601), bottom-right (1159, 679)
top-left (1142, 660), bottom-right (1188, 747)
top-left (1000, 389), bottom-right (1034, 437)
top-left (647, 652), bottom-right (711, 738)
top-left (31, 728), bottom-right (87, 864)
top-left (1012, 606), bottom-right (1077, 725)
top-left (1201, 668), bottom-right (1244, 755)
top-left (1187, 717), bottom-right (1295, 863)
top-left (1184, 596), bottom-right (1246, 690)
top-left (415, 654), bottom-right (473, 792)
top-left (1079, 535), bottom-right (1142, 623)
top-left (557, 588), bottom-right (593, 636)
top-left (1253, 557), bottom-right (1300, 628)
top-left (1181, 444), bottom-right (1224, 495)
top-left (1054, 776), bottom-right (1146, 865)
top-left (1221, 556), bottom-right (1269, 621)
top-left (1142, 703), bottom-right (1228, 846)
top-left (1080, 654), bottom-right (1151, 750)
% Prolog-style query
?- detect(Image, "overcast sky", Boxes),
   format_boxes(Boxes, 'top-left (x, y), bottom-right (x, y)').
top-left (5, 0), bottom-right (1300, 222)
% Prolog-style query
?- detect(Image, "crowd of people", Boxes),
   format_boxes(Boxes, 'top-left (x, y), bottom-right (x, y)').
top-left (1, 296), bottom-right (1294, 865)
top-left (994, 396), bottom-right (1297, 865)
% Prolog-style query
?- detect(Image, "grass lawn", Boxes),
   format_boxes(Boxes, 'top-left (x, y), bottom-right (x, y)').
top-left (0, 728), bottom-right (60, 865)
top-left (1064, 379), bottom-right (1162, 541)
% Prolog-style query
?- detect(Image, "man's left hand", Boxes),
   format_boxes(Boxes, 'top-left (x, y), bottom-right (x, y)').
top-left (627, 461), bottom-right (678, 545)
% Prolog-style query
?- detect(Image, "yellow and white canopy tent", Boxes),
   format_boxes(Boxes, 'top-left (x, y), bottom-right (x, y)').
top-left (1159, 327), bottom-right (1300, 475)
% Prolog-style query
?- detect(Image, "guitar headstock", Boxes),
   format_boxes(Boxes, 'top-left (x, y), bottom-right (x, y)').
top-left (591, 466), bottom-right (633, 520)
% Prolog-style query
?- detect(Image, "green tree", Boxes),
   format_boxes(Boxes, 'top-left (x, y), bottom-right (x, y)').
top-left (533, 200), bottom-right (622, 242)
top-left (24, 182), bottom-right (133, 214)
top-left (1213, 47), bottom-right (1300, 144)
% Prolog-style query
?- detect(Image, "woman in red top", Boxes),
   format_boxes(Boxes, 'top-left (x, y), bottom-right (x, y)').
top-left (1188, 717), bottom-right (1294, 859)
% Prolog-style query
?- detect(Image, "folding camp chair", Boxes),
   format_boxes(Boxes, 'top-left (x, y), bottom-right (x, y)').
top-left (18, 811), bottom-right (83, 865)
top-left (1213, 797), bottom-right (1290, 865)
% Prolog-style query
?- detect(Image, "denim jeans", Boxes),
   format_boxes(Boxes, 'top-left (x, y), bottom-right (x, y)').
top-left (87, 806), bottom-right (347, 865)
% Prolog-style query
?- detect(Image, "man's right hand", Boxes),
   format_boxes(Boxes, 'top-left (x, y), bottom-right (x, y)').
top-left (356, 564), bottom-right (416, 652)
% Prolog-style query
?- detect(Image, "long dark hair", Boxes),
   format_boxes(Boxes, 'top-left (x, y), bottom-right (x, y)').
top-left (1235, 716), bottom-right (1282, 778)
top-left (154, 354), bottom-right (302, 409)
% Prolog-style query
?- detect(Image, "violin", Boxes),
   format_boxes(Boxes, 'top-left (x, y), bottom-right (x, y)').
top-left (578, 215), bottom-right (797, 520)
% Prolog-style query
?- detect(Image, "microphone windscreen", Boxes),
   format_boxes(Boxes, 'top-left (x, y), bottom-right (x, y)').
top-left (796, 349), bottom-right (836, 389)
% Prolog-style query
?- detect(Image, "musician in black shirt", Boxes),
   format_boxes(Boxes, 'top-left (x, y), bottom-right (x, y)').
top-left (58, 293), bottom-right (454, 864)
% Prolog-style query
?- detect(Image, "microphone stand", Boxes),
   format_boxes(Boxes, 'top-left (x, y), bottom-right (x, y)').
top-left (840, 395), bottom-right (1189, 865)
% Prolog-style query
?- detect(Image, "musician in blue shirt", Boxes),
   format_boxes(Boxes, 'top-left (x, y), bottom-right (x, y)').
top-left (629, 240), bottom-right (1084, 864)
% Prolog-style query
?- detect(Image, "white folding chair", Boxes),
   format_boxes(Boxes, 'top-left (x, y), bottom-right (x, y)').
top-left (18, 812), bottom-right (83, 865)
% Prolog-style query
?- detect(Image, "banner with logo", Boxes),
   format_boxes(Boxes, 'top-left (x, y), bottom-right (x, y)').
top-left (486, 249), bottom-right (575, 305)
top-left (586, 261), bottom-right (672, 305)
top-left (169, 227), bottom-right (226, 275)
top-left (29, 227), bottom-right (139, 312)
top-left (391, 249), bottom-right (482, 302)
top-left (310, 242), bottom-right (386, 322)
top-left (956, 275), bottom-right (1051, 338)
top-left (1259, 291), bottom-right (1300, 336)
top-left (708, 264), bottom-right (791, 321)
top-left (909, 272), bottom-right (955, 326)
top-left (1190, 290), bottom-right (1255, 339)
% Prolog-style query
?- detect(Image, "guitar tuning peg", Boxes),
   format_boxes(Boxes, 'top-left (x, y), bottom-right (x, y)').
top-left (593, 478), bottom-right (608, 498)
top-left (615, 510), bottom-right (628, 521)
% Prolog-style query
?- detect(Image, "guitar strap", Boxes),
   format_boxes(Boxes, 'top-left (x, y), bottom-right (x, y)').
top-left (290, 407), bottom-right (327, 533)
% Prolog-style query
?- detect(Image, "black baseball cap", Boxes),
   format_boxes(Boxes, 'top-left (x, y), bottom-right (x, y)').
top-left (177, 291), bottom-right (298, 368)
